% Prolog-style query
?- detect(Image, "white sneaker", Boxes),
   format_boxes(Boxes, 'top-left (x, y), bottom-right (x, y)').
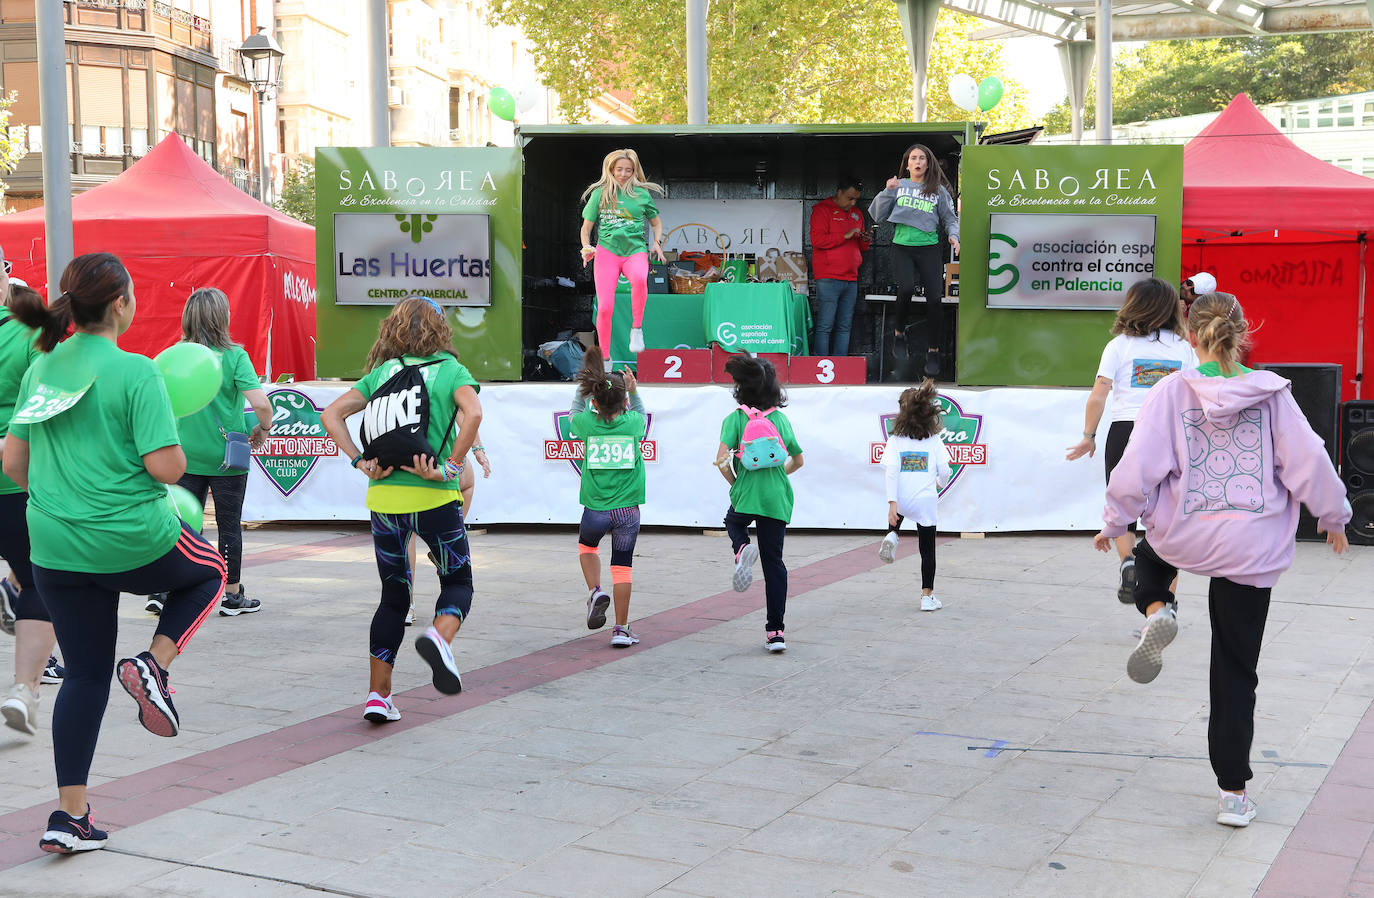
top-left (732, 544), bottom-right (758, 592)
top-left (586, 588), bottom-right (611, 630)
top-left (920, 594), bottom-right (942, 612)
top-left (1217, 791), bottom-right (1257, 827)
top-left (415, 626), bottom-right (463, 694)
top-left (879, 531), bottom-right (898, 564)
top-left (610, 624), bottom-right (640, 647)
top-left (405, 604), bottom-right (415, 627)
top-left (363, 691), bottom-right (401, 723)
top-left (1, 682), bottom-right (38, 735)
top-left (628, 327), bottom-right (646, 354)
top-left (1127, 604), bottom-right (1178, 684)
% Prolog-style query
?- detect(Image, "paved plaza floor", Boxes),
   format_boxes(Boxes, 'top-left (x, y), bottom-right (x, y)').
top-left (1, 523), bottom-right (1372, 897)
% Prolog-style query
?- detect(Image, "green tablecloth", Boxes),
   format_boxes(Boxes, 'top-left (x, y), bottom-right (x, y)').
top-left (595, 282), bottom-right (708, 367)
top-left (703, 283), bottom-right (810, 355)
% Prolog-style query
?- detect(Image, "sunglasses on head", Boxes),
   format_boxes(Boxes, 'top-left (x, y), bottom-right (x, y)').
top-left (1, 260), bottom-right (10, 275)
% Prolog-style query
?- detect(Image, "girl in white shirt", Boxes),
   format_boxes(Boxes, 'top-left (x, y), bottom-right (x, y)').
top-left (878, 381), bottom-right (952, 611)
top-left (1066, 277), bottom-right (1198, 602)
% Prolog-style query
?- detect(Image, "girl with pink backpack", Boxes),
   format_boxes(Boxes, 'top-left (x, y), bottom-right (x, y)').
top-left (713, 357), bottom-right (804, 652)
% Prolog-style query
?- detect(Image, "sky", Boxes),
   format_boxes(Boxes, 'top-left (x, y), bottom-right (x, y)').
top-left (996, 36), bottom-right (1143, 122)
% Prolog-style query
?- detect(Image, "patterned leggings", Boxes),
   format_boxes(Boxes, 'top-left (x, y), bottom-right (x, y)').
top-left (369, 501), bottom-right (473, 665)
top-left (578, 506), bottom-right (641, 568)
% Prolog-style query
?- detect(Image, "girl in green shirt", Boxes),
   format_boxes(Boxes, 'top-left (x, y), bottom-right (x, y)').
top-left (4, 253), bottom-right (227, 855)
top-left (322, 297), bottom-right (483, 724)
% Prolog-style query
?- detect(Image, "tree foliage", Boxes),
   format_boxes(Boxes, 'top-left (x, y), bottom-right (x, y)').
top-left (490, 1), bottom-right (1030, 131)
top-left (0, 91), bottom-right (30, 210)
top-left (274, 159), bottom-right (314, 226)
top-left (1043, 32), bottom-right (1374, 132)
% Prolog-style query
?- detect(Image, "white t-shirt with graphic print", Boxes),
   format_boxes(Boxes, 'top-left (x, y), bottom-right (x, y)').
top-left (1096, 331), bottom-right (1199, 422)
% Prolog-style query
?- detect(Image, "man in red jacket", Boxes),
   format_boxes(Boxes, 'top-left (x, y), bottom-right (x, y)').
top-left (809, 178), bottom-right (870, 356)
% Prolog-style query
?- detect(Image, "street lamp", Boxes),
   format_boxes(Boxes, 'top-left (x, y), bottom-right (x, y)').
top-left (236, 26), bottom-right (284, 203)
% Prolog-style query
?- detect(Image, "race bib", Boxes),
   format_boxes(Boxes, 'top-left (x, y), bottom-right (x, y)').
top-left (586, 434), bottom-right (638, 470)
top-left (11, 381), bottom-right (94, 425)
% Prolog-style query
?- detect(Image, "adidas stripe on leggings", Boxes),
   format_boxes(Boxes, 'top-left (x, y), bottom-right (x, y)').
top-left (34, 522), bottom-right (226, 787)
top-left (370, 501), bottom-right (474, 666)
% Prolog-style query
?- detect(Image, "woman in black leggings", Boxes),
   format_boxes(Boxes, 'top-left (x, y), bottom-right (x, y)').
top-left (4, 254), bottom-right (225, 854)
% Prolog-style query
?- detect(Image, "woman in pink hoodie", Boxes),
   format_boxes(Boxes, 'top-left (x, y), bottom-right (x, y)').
top-left (1095, 291), bottom-right (1350, 829)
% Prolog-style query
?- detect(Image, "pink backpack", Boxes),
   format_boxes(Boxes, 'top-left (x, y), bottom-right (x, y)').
top-left (735, 405), bottom-right (786, 470)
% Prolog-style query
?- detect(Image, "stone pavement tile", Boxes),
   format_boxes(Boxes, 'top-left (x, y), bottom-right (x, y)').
top-left (549, 706), bottom-right (690, 741)
top-left (1188, 855), bottom-right (1272, 898)
top-left (492, 845), bottom-right (690, 898)
top-left (352, 722), bottom-right (505, 762)
top-left (896, 815), bottom-right (1066, 869)
top-left (1003, 670), bottom-right (1113, 704)
top-left (648, 780), bottom-right (802, 830)
top-left (567, 758), bottom-right (706, 795)
top-left (801, 708), bottom-right (934, 743)
top-left (931, 710), bottom-right (1059, 745)
top-left (735, 813), bottom-right (907, 866)
top-left (1125, 757), bottom-right (1221, 798)
top-left (1096, 783), bottom-right (1222, 829)
top-left (1282, 812), bottom-right (1374, 858)
top-left (319, 842), bottom-right (522, 897)
top-left (617, 726), bottom-right (769, 769)
top-left (942, 782), bottom-right (1098, 833)
top-left (791, 782), bottom-right (949, 831)
top-left (666, 848), bottom-right (853, 898)
top-left (755, 729), bottom-right (895, 769)
top-left (250, 807), bottom-right (439, 863)
top-left (423, 749), bottom-right (583, 792)
top-left (572, 809), bottom-right (749, 866)
top-left (1219, 821), bottom-right (1294, 865)
top-left (834, 852), bottom-right (1025, 898)
top-left (0, 849), bottom-right (179, 895)
top-left (684, 706), bottom-right (804, 742)
top-left (701, 752), bottom-right (857, 795)
top-left (198, 841), bottom-right (364, 884)
top-left (336, 775), bottom-right (507, 822)
top-left (1258, 848), bottom-right (1359, 898)
top-left (414, 808), bottom-right (592, 864)
top-left (141, 867), bottom-right (319, 897)
top-left (844, 754), bottom-right (994, 798)
top-left (956, 689), bottom-right (1086, 724)
top-left (109, 806), bottom-right (284, 864)
top-left (1305, 782), bottom-right (1374, 823)
top-left (1012, 854), bottom-right (1198, 897)
top-left (495, 778), bottom-right (647, 826)
top-left (1248, 787), bottom-right (1319, 828)
top-left (1054, 814), bottom-right (1229, 874)
top-left (979, 755), bottom-right (1131, 802)
top-left (493, 725), bottom-right (642, 765)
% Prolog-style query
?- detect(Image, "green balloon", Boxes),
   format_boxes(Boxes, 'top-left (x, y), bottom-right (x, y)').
top-left (166, 483), bottom-right (204, 532)
top-left (977, 77), bottom-right (1004, 112)
top-left (155, 342), bottom-right (222, 418)
top-left (490, 87), bottom-right (517, 122)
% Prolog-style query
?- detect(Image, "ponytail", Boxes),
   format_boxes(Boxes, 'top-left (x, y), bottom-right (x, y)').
top-left (12, 253), bottom-right (132, 353)
top-left (12, 289), bottom-right (73, 353)
top-left (574, 346), bottom-right (627, 423)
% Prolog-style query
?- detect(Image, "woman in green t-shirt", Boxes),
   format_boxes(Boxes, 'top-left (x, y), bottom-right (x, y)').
top-left (321, 297), bottom-right (483, 725)
top-left (568, 348), bottom-right (648, 647)
top-left (579, 149), bottom-right (666, 362)
top-left (3, 253), bottom-right (228, 855)
top-left (147, 288), bottom-right (273, 619)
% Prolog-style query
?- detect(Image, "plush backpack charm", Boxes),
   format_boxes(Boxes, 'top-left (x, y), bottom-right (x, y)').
top-left (359, 358), bottom-right (454, 469)
top-left (735, 405), bottom-right (786, 470)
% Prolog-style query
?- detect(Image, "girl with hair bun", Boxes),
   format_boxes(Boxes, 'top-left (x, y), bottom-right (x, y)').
top-left (568, 347), bottom-right (648, 647)
top-left (877, 380), bottom-right (951, 611)
top-left (4, 252), bottom-right (228, 854)
top-left (1095, 290), bottom-right (1350, 830)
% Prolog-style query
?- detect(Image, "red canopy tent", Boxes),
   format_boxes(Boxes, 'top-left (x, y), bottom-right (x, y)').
top-left (0, 134), bottom-right (316, 379)
top-left (1181, 93), bottom-right (1374, 401)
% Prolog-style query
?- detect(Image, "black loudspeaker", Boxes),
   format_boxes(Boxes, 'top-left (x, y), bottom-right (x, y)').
top-left (1341, 400), bottom-right (1374, 546)
top-left (1262, 364), bottom-right (1341, 541)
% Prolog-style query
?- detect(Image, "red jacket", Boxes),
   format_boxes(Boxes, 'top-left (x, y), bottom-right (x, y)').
top-left (809, 198), bottom-right (870, 282)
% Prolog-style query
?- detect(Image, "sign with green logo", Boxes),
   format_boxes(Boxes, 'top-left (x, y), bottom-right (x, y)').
top-left (315, 147), bottom-right (522, 380)
top-left (252, 389), bottom-right (339, 497)
top-left (958, 145), bottom-right (1183, 386)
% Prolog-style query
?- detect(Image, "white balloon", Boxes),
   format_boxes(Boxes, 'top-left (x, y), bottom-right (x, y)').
top-left (514, 81), bottom-right (542, 114)
top-left (948, 73), bottom-right (979, 113)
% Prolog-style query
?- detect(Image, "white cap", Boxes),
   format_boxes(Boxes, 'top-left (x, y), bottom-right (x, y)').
top-left (1187, 271), bottom-right (1217, 295)
top-left (8, 276), bottom-right (26, 288)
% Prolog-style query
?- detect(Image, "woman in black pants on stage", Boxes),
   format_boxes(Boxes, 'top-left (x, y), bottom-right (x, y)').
top-left (869, 143), bottom-right (960, 378)
top-left (4, 253), bottom-right (226, 854)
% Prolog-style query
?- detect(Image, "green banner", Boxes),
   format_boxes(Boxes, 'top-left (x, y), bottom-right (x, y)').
top-left (958, 145), bottom-right (1183, 386)
top-left (600, 285), bottom-right (708, 367)
top-left (314, 147), bottom-right (523, 381)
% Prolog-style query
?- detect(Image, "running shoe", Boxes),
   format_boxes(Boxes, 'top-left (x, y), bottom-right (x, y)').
top-left (586, 587), bottom-right (611, 630)
top-left (1127, 604), bottom-right (1178, 684)
top-left (0, 577), bottom-right (17, 635)
top-left (144, 593), bottom-right (166, 615)
top-left (920, 594), bottom-right (943, 612)
top-left (405, 604), bottom-right (416, 627)
top-left (116, 651), bottom-right (179, 737)
top-left (1118, 557), bottom-right (1137, 605)
top-left (732, 544), bottom-right (759, 592)
top-left (765, 630), bottom-right (787, 653)
top-left (2, 682), bottom-right (38, 735)
top-left (610, 624), bottom-right (640, 647)
top-left (39, 806), bottom-right (107, 854)
top-left (1217, 791), bottom-right (1258, 827)
top-left (219, 588), bottom-right (262, 616)
top-left (415, 627), bottom-right (463, 694)
top-left (879, 531), bottom-right (898, 564)
top-left (628, 327), bottom-right (646, 354)
top-left (40, 656), bottom-right (64, 684)
top-left (363, 692), bottom-right (401, 723)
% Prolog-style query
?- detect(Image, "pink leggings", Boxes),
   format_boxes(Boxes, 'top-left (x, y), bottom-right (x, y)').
top-left (593, 246), bottom-right (649, 360)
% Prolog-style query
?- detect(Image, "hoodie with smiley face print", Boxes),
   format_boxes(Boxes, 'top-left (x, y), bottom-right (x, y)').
top-left (1101, 367), bottom-right (1350, 587)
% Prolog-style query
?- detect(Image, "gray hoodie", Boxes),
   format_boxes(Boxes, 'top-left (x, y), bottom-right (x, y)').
top-left (869, 180), bottom-right (959, 242)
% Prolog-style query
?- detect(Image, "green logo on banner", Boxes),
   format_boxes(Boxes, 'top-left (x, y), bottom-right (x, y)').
top-left (396, 213), bottom-right (437, 244)
top-left (253, 389), bottom-right (340, 497)
top-left (987, 233), bottom-right (1020, 295)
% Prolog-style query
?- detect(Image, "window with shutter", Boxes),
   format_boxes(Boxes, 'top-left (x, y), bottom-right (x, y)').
top-left (79, 65), bottom-right (124, 128)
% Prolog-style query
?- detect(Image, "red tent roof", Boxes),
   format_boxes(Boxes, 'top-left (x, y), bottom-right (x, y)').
top-left (1, 133), bottom-right (313, 262)
top-left (1183, 93), bottom-right (1374, 233)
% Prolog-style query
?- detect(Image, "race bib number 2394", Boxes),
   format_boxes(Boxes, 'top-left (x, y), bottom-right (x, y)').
top-left (11, 381), bottom-right (94, 425)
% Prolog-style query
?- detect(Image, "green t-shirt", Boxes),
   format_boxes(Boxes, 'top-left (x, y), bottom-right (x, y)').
top-left (893, 223), bottom-right (939, 246)
top-left (9, 332), bottom-right (183, 573)
top-left (719, 408), bottom-right (803, 524)
top-left (1196, 361), bottom-right (1253, 378)
top-left (582, 186), bottom-right (658, 257)
top-left (570, 408), bottom-right (646, 510)
top-left (352, 353), bottom-right (479, 512)
top-left (176, 345), bottom-right (261, 476)
top-left (0, 313), bottom-right (41, 495)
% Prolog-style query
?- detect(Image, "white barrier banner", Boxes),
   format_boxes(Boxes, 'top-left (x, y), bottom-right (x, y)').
top-left (244, 383), bottom-right (1110, 532)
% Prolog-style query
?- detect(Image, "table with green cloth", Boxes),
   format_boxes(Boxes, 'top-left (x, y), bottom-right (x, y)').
top-left (595, 280), bottom-right (810, 366)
